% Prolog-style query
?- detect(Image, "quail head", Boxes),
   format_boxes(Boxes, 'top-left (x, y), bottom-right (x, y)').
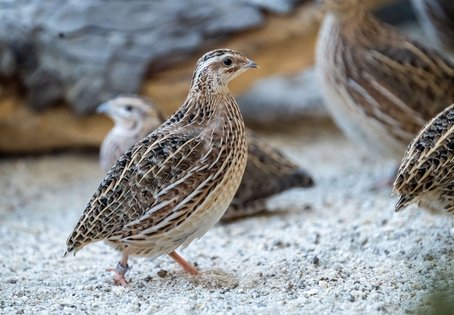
top-left (97, 95), bottom-right (165, 172)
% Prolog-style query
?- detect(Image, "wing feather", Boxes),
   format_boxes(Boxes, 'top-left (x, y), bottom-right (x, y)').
top-left (66, 125), bottom-right (227, 253)
top-left (394, 104), bottom-right (454, 202)
top-left (342, 18), bottom-right (454, 142)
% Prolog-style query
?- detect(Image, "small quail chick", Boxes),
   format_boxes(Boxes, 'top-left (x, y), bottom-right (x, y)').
top-left (65, 49), bottom-right (257, 286)
top-left (316, 0), bottom-right (454, 163)
top-left (394, 103), bottom-right (454, 214)
top-left (411, 0), bottom-right (454, 55)
top-left (97, 96), bottom-right (165, 172)
top-left (97, 96), bottom-right (314, 221)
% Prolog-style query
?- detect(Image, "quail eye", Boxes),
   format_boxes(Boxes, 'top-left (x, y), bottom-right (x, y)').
top-left (125, 105), bottom-right (133, 111)
top-left (223, 57), bottom-right (232, 66)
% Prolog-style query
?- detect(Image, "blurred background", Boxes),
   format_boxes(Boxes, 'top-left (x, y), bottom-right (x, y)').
top-left (0, 0), bottom-right (418, 154)
top-left (2, 1), bottom-right (454, 313)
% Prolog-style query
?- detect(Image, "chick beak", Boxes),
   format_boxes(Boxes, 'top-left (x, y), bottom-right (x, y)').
top-left (96, 102), bottom-right (111, 114)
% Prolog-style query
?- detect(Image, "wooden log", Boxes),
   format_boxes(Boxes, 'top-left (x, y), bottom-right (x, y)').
top-left (0, 0), bottom-right (397, 153)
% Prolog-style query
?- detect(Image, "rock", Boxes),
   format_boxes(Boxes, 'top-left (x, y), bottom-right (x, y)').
top-left (0, 0), bottom-right (403, 153)
top-left (238, 67), bottom-right (329, 126)
top-left (0, 96), bottom-right (111, 154)
top-left (0, 0), bottom-right (305, 114)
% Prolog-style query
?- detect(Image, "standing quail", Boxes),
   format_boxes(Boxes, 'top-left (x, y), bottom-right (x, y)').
top-left (65, 49), bottom-right (257, 286)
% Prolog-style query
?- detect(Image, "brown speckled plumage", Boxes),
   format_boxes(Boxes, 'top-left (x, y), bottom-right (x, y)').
top-left (98, 96), bottom-right (314, 222)
top-left (66, 49), bottom-right (256, 285)
top-left (316, 0), bottom-right (454, 161)
top-left (225, 130), bottom-right (314, 220)
top-left (394, 103), bottom-right (454, 214)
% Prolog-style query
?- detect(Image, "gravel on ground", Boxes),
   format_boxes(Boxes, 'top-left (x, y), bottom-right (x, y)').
top-left (1, 120), bottom-right (454, 314)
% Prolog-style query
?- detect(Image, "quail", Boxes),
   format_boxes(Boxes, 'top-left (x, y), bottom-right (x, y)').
top-left (97, 96), bottom-right (165, 172)
top-left (97, 95), bottom-right (314, 221)
top-left (66, 49), bottom-right (257, 286)
top-left (394, 103), bottom-right (454, 214)
top-left (316, 0), bottom-right (454, 163)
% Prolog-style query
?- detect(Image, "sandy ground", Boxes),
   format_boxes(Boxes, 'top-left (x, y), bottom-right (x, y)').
top-left (1, 120), bottom-right (454, 314)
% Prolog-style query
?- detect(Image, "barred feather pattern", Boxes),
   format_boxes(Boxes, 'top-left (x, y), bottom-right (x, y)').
top-left (98, 97), bottom-right (314, 221)
top-left (66, 49), bottom-right (251, 258)
top-left (224, 131), bottom-right (314, 220)
top-left (316, 2), bottom-right (454, 161)
top-left (394, 103), bottom-right (454, 214)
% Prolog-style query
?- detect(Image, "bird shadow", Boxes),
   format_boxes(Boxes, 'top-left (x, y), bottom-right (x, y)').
top-left (220, 209), bottom-right (292, 225)
top-left (188, 268), bottom-right (239, 289)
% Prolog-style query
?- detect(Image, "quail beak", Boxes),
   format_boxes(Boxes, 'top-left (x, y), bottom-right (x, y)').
top-left (244, 59), bottom-right (259, 69)
top-left (96, 102), bottom-right (111, 114)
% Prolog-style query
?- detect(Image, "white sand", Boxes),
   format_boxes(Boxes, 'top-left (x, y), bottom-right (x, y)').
top-left (1, 120), bottom-right (454, 314)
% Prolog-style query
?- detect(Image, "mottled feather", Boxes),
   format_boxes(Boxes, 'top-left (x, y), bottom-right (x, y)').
top-left (394, 103), bottom-right (454, 214)
top-left (316, 0), bottom-right (454, 160)
top-left (66, 49), bottom-right (253, 263)
top-left (97, 96), bottom-right (314, 222)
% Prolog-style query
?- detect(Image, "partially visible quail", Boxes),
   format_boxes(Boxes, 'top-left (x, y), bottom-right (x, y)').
top-left (411, 0), bottom-right (454, 55)
top-left (66, 49), bottom-right (257, 286)
top-left (98, 96), bottom-right (314, 221)
top-left (394, 103), bottom-right (454, 214)
top-left (97, 96), bottom-right (165, 172)
top-left (225, 131), bottom-right (314, 220)
top-left (316, 0), bottom-right (454, 163)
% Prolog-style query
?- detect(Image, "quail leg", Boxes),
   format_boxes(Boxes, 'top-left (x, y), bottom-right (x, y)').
top-left (169, 251), bottom-right (199, 275)
top-left (106, 250), bottom-right (130, 287)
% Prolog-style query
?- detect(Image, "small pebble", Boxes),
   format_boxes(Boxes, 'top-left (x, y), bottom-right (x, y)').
top-left (157, 270), bottom-right (168, 278)
top-left (305, 289), bottom-right (318, 296)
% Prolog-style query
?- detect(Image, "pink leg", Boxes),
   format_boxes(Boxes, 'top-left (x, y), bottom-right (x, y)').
top-left (169, 251), bottom-right (199, 275)
top-left (106, 250), bottom-right (130, 287)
